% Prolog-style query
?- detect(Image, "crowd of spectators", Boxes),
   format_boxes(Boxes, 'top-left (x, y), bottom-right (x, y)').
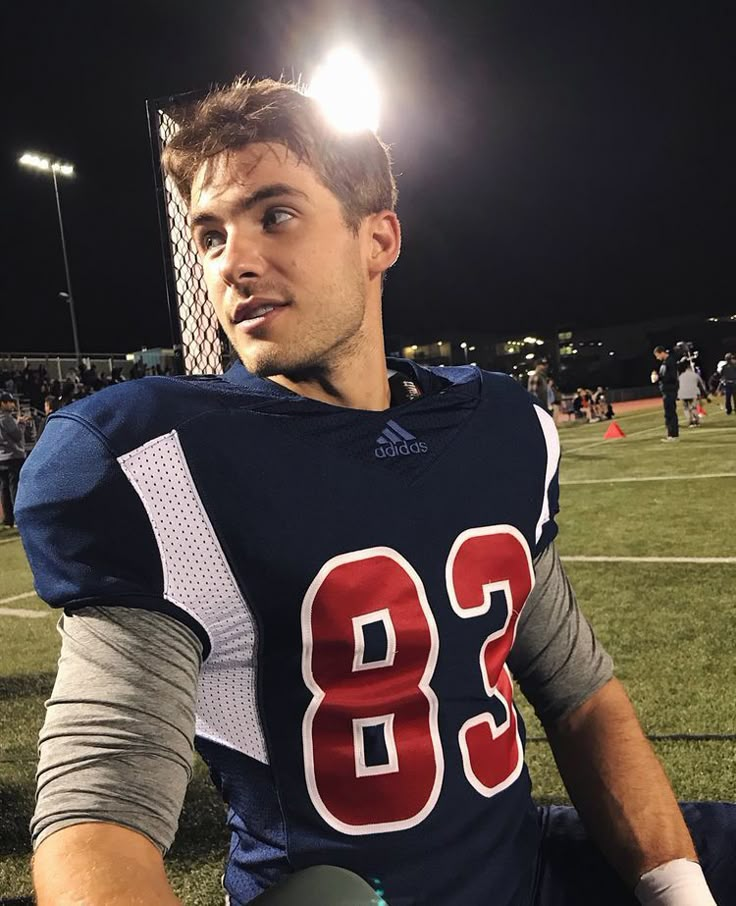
top-left (1, 360), bottom-right (173, 413)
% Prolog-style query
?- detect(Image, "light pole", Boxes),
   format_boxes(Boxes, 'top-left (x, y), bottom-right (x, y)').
top-left (19, 152), bottom-right (81, 365)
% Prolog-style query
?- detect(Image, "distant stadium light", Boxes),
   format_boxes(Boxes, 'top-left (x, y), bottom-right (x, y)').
top-left (20, 152), bottom-right (74, 177)
top-left (18, 150), bottom-right (80, 363)
top-left (525, 353), bottom-right (534, 360)
top-left (308, 47), bottom-right (380, 133)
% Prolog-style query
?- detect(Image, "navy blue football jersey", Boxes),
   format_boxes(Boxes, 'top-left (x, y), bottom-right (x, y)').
top-left (17, 359), bottom-right (560, 906)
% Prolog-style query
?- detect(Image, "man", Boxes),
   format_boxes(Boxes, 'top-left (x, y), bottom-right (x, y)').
top-left (16, 79), bottom-right (732, 906)
top-left (652, 346), bottom-right (679, 441)
top-left (720, 352), bottom-right (736, 415)
top-left (0, 390), bottom-right (26, 527)
top-left (527, 357), bottom-right (550, 412)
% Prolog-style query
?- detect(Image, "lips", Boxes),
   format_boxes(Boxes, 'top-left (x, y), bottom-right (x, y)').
top-left (232, 297), bottom-right (289, 325)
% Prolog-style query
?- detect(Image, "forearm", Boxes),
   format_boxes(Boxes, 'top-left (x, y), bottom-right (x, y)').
top-left (33, 822), bottom-right (182, 905)
top-left (546, 677), bottom-right (696, 887)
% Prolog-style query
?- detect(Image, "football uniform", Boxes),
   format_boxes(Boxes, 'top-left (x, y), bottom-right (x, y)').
top-left (19, 359), bottom-right (566, 905)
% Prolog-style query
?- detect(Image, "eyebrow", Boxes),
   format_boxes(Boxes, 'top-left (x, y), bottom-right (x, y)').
top-left (189, 183), bottom-right (309, 228)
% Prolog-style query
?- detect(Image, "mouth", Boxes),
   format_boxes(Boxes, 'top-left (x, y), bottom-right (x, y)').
top-left (231, 297), bottom-right (290, 333)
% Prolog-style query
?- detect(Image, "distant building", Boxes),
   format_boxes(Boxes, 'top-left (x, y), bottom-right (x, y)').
top-left (126, 347), bottom-right (177, 373)
top-left (389, 311), bottom-right (736, 390)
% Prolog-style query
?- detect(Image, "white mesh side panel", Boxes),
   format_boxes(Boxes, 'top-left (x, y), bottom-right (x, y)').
top-left (118, 431), bottom-right (267, 763)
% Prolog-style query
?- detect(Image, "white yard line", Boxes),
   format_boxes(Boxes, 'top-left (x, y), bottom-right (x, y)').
top-left (561, 472), bottom-right (736, 486)
top-left (562, 555), bottom-right (736, 564)
top-left (0, 535), bottom-right (22, 545)
top-left (0, 607), bottom-right (47, 619)
top-left (0, 591), bottom-right (37, 605)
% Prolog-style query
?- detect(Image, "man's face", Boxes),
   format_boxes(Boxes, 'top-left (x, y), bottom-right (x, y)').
top-left (190, 143), bottom-right (374, 379)
top-left (1, 400), bottom-right (15, 413)
top-left (655, 351), bottom-right (668, 361)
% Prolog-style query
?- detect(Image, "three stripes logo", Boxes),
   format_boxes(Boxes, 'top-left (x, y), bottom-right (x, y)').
top-left (374, 419), bottom-right (429, 459)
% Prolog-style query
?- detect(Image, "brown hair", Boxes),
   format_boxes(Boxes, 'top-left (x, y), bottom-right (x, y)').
top-left (162, 77), bottom-right (397, 230)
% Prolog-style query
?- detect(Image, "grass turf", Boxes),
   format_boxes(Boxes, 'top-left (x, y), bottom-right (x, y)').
top-left (0, 400), bottom-right (733, 901)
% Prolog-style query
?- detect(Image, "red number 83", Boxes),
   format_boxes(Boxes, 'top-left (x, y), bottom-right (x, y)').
top-left (301, 525), bottom-right (534, 834)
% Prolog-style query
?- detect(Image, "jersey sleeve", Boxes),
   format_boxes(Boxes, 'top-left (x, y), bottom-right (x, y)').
top-left (15, 412), bottom-right (208, 651)
top-left (509, 543), bottom-right (614, 725)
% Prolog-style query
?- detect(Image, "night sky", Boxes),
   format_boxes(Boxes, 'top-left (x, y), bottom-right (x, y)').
top-left (3, 1), bottom-right (734, 354)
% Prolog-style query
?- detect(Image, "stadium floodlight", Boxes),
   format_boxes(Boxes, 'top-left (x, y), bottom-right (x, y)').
top-left (18, 151), bottom-right (80, 364)
top-left (307, 47), bottom-right (380, 133)
top-left (20, 152), bottom-right (75, 177)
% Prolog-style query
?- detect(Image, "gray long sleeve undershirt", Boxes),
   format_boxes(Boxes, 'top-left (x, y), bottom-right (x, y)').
top-left (31, 543), bottom-right (613, 853)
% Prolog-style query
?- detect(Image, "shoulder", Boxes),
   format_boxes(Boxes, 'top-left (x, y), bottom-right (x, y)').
top-left (419, 363), bottom-right (533, 399)
top-left (47, 375), bottom-right (235, 457)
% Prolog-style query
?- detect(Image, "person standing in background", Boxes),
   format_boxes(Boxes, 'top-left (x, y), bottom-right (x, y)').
top-left (652, 346), bottom-right (679, 441)
top-left (547, 378), bottom-right (562, 424)
top-left (720, 353), bottom-right (736, 415)
top-left (677, 363), bottom-right (707, 427)
top-left (527, 358), bottom-right (550, 412)
top-left (0, 391), bottom-right (27, 527)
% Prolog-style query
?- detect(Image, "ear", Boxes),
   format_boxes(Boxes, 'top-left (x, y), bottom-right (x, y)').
top-left (366, 210), bottom-right (401, 278)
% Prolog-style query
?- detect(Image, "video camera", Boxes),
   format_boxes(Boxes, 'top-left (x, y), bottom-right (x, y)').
top-left (673, 340), bottom-right (699, 372)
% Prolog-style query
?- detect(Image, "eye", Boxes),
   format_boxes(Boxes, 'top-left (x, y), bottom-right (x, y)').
top-left (263, 208), bottom-right (294, 230)
top-left (201, 230), bottom-right (225, 251)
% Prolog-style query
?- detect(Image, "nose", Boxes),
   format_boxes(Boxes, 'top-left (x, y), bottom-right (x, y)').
top-left (218, 227), bottom-right (266, 289)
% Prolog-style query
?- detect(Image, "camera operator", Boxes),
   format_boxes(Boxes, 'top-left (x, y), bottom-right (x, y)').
top-left (651, 346), bottom-right (679, 441)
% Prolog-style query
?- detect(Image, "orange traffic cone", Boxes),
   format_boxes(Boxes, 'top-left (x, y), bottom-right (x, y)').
top-left (604, 421), bottom-right (626, 439)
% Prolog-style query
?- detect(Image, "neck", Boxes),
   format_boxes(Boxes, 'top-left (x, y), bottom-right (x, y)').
top-left (269, 317), bottom-right (391, 411)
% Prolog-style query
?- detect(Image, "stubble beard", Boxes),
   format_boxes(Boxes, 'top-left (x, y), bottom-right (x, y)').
top-left (241, 275), bottom-right (368, 383)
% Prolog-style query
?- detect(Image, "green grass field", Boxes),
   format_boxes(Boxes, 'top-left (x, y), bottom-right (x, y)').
top-left (1, 400), bottom-right (734, 903)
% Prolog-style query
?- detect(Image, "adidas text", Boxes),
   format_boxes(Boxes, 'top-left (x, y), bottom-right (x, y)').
top-left (375, 440), bottom-right (429, 458)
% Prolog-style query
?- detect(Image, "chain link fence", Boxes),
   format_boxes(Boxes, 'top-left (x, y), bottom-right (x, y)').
top-left (148, 97), bottom-right (232, 375)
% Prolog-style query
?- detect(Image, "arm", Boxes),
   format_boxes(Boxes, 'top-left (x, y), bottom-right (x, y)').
top-left (34, 822), bottom-right (182, 906)
top-left (545, 677), bottom-right (697, 887)
top-left (509, 546), bottom-right (707, 898)
top-left (31, 605), bottom-right (202, 906)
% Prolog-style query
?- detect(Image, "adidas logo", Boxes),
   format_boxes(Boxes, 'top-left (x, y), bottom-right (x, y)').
top-left (374, 419), bottom-right (428, 459)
